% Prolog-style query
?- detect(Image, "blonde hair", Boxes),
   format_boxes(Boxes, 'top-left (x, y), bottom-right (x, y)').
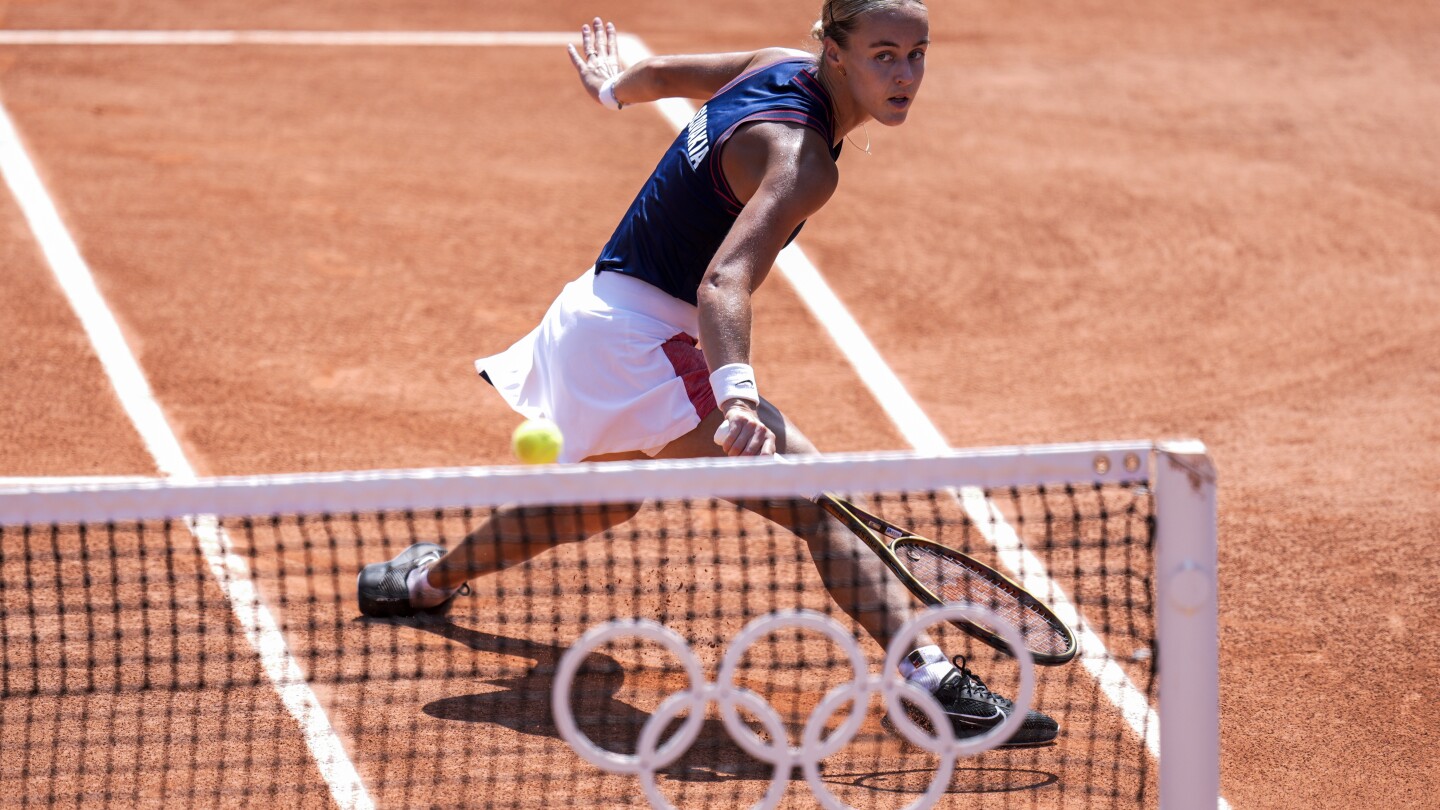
top-left (811, 0), bottom-right (926, 48)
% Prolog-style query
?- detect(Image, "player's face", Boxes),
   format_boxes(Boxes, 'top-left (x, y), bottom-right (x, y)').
top-left (838, 4), bottom-right (929, 126)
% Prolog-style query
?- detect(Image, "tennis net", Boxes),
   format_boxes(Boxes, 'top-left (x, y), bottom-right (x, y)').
top-left (0, 442), bottom-right (1219, 809)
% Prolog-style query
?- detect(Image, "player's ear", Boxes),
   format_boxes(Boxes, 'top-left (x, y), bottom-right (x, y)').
top-left (823, 38), bottom-right (845, 75)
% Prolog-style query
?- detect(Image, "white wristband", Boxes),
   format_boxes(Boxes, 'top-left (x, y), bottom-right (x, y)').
top-left (710, 363), bottom-right (759, 407)
top-left (598, 76), bottom-right (623, 110)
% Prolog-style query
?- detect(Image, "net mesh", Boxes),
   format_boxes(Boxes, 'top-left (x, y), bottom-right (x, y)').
top-left (0, 453), bottom-right (1160, 809)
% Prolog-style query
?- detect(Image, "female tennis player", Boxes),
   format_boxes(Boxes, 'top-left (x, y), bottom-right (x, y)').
top-left (360, 0), bottom-right (1057, 747)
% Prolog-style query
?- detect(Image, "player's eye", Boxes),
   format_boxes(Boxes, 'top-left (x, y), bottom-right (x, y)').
top-left (909, 49), bottom-right (926, 62)
top-left (875, 51), bottom-right (895, 63)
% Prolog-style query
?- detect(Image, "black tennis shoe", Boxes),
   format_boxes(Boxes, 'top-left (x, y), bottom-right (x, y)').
top-left (902, 655), bottom-right (1059, 748)
top-left (357, 543), bottom-right (469, 618)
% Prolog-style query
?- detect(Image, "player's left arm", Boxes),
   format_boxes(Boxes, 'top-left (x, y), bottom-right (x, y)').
top-left (567, 17), bottom-right (807, 105)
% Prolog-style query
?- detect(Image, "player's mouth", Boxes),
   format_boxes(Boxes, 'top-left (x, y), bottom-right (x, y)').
top-left (887, 94), bottom-right (912, 110)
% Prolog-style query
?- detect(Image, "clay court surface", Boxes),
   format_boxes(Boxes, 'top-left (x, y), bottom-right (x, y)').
top-left (1, 0), bottom-right (1437, 807)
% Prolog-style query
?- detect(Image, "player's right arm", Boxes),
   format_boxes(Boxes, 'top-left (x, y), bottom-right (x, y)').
top-left (699, 123), bottom-right (839, 456)
top-left (567, 18), bottom-right (806, 105)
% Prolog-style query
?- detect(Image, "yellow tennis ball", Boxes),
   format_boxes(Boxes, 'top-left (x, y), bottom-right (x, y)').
top-left (512, 418), bottom-right (563, 464)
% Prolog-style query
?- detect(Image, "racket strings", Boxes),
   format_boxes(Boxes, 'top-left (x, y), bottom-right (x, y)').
top-left (898, 543), bottom-right (1071, 658)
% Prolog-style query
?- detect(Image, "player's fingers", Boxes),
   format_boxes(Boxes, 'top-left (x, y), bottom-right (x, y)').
top-left (732, 420), bottom-right (763, 457)
top-left (761, 431), bottom-right (777, 456)
top-left (605, 22), bottom-right (620, 60)
top-left (739, 423), bottom-right (772, 457)
top-left (728, 422), bottom-right (754, 456)
top-left (566, 44), bottom-right (585, 72)
top-left (592, 17), bottom-right (608, 58)
top-left (744, 434), bottom-right (766, 456)
top-left (720, 419), bottom-right (753, 456)
top-left (581, 22), bottom-right (595, 58)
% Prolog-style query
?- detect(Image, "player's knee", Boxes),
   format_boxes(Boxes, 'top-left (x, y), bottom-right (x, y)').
top-left (778, 432), bottom-right (817, 455)
top-left (576, 501), bottom-right (643, 537)
top-left (757, 398), bottom-right (816, 455)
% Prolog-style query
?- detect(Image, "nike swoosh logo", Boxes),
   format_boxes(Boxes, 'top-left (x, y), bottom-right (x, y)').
top-left (953, 706), bottom-right (1007, 725)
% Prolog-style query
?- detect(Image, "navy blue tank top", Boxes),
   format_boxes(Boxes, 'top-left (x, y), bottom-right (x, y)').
top-left (595, 57), bottom-right (842, 305)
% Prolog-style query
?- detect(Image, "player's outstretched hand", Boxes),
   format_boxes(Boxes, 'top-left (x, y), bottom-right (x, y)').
top-left (566, 18), bottom-right (623, 104)
top-left (713, 404), bottom-right (777, 457)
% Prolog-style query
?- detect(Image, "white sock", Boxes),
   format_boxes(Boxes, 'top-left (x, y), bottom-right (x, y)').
top-left (406, 560), bottom-right (458, 608)
top-left (899, 644), bottom-right (956, 694)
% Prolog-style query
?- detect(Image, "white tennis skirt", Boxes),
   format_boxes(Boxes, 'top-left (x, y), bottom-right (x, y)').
top-left (475, 268), bottom-right (716, 463)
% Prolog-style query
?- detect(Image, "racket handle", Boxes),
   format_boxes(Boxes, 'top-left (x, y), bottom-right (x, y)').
top-left (713, 419), bottom-right (732, 447)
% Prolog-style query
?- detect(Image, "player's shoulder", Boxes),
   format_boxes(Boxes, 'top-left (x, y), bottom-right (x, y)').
top-left (744, 47), bottom-right (816, 72)
top-left (745, 120), bottom-right (836, 163)
top-left (739, 120), bottom-right (840, 205)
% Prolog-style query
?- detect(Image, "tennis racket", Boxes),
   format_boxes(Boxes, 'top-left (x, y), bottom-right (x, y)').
top-left (815, 492), bottom-right (1078, 666)
top-left (712, 420), bottom-right (1078, 665)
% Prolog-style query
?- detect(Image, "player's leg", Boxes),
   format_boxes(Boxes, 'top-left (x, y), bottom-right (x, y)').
top-left (428, 493), bottom-right (643, 587)
top-left (357, 451), bottom-right (646, 618)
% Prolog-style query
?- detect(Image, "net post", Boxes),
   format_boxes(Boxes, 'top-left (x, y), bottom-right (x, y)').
top-left (1153, 441), bottom-right (1221, 809)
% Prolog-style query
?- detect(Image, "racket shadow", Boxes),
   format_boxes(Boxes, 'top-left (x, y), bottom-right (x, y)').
top-left (826, 765), bottom-right (1059, 795)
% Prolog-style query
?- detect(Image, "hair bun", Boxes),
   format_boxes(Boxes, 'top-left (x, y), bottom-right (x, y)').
top-left (810, 18), bottom-right (826, 41)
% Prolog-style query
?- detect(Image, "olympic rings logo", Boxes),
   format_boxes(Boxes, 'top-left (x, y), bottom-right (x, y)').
top-left (552, 605), bottom-right (1036, 810)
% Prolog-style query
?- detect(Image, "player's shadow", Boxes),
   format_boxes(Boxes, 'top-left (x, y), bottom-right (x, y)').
top-left (385, 616), bottom-right (777, 782)
top-left (370, 616), bottom-right (1060, 793)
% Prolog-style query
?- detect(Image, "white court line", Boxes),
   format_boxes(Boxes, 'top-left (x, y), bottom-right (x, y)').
top-left (0, 29), bottom-right (574, 47)
top-left (0, 55), bottom-right (374, 810)
top-left (618, 33), bottom-right (1228, 809)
